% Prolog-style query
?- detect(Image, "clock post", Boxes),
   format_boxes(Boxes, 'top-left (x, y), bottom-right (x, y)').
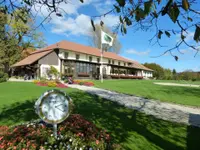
top-left (53, 124), bottom-right (57, 138)
top-left (35, 89), bottom-right (72, 139)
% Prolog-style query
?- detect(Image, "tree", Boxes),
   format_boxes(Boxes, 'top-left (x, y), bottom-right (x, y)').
top-left (89, 24), bottom-right (121, 53)
top-left (0, 7), bottom-right (46, 73)
top-left (2, 0), bottom-right (200, 59)
top-left (163, 68), bottom-right (173, 80)
top-left (143, 63), bottom-right (165, 79)
top-left (172, 69), bottom-right (177, 75)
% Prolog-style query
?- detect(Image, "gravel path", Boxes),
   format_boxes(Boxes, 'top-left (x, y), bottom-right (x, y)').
top-left (68, 84), bottom-right (200, 127)
top-left (154, 82), bottom-right (200, 88)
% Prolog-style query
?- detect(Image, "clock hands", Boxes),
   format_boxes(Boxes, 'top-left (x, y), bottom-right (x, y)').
top-left (55, 107), bottom-right (65, 112)
top-left (55, 104), bottom-right (64, 108)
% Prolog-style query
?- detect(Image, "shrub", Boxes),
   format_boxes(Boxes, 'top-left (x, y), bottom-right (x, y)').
top-left (47, 81), bottom-right (57, 87)
top-left (54, 79), bottom-right (61, 84)
top-left (47, 66), bottom-right (59, 79)
top-left (0, 72), bottom-right (8, 83)
top-left (64, 79), bottom-right (69, 83)
top-left (33, 80), bottom-right (40, 84)
top-left (79, 82), bottom-right (84, 85)
top-left (0, 114), bottom-right (119, 150)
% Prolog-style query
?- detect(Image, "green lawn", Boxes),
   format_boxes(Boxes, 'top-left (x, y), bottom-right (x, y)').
top-left (0, 82), bottom-right (200, 150)
top-left (91, 80), bottom-right (200, 107)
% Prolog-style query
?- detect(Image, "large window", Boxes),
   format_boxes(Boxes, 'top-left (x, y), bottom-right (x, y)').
top-left (76, 62), bottom-right (96, 74)
top-left (76, 54), bottom-right (80, 60)
top-left (108, 59), bottom-right (111, 64)
top-left (112, 60), bottom-right (114, 64)
top-left (118, 62), bottom-right (120, 66)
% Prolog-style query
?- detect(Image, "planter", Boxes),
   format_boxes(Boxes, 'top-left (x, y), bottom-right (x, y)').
top-left (78, 73), bottom-right (89, 77)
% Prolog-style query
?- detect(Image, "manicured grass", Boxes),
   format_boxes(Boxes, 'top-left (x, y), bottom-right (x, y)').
top-left (91, 80), bottom-right (200, 107)
top-left (0, 82), bottom-right (200, 150)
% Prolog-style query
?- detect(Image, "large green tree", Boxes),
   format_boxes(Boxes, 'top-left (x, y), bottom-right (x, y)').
top-left (0, 7), bottom-right (46, 73)
top-left (144, 63), bottom-right (165, 79)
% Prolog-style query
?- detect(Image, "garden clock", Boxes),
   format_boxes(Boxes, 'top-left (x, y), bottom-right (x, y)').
top-left (35, 89), bottom-right (72, 137)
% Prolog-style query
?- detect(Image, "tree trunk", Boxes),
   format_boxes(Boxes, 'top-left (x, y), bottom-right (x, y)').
top-left (3, 63), bottom-right (9, 74)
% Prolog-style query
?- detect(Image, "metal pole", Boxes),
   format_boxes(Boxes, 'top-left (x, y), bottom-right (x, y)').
top-left (53, 124), bottom-right (57, 138)
top-left (100, 40), bottom-right (103, 83)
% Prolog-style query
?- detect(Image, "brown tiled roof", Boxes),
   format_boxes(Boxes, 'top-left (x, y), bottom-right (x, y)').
top-left (13, 40), bottom-right (153, 71)
top-left (12, 49), bottom-right (53, 67)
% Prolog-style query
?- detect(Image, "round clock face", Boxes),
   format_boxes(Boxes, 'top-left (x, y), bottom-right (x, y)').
top-left (35, 90), bottom-right (71, 124)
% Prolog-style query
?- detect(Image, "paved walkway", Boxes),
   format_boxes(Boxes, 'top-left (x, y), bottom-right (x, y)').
top-left (68, 84), bottom-right (200, 127)
top-left (8, 78), bottom-right (33, 82)
top-left (154, 82), bottom-right (200, 88)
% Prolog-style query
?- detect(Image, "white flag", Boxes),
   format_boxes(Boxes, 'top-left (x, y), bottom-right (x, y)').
top-left (101, 30), bottom-right (113, 46)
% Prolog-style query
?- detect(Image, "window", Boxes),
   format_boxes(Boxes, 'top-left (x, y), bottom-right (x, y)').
top-left (128, 63), bottom-right (132, 66)
top-left (64, 52), bottom-right (68, 59)
top-left (118, 62), bottom-right (120, 66)
top-left (124, 62), bottom-right (126, 66)
top-left (97, 57), bottom-right (100, 63)
top-left (89, 56), bottom-right (92, 62)
top-left (108, 59), bottom-right (111, 64)
top-left (112, 60), bottom-right (114, 64)
top-left (76, 54), bottom-right (80, 60)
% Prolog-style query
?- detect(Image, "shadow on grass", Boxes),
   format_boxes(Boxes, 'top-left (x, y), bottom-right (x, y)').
top-left (0, 99), bottom-right (37, 125)
top-left (0, 91), bottom-right (200, 150)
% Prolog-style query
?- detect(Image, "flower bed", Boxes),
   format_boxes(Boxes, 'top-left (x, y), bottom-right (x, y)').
top-left (0, 114), bottom-right (121, 150)
top-left (33, 80), bottom-right (68, 88)
top-left (73, 80), bottom-right (94, 86)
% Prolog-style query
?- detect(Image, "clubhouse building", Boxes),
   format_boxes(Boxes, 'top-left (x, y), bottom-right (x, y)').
top-left (12, 40), bottom-right (153, 79)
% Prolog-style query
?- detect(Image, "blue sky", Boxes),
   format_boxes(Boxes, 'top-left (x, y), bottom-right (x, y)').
top-left (35, 0), bottom-right (200, 72)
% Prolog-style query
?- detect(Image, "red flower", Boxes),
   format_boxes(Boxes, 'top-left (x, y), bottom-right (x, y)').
top-left (96, 140), bottom-right (99, 145)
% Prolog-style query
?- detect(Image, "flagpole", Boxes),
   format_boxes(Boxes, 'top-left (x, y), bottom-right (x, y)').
top-left (100, 31), bottom-right (103, 83)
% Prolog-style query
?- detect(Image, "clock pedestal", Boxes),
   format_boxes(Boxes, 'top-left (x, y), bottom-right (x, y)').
top-left (53, 124), bottom-right (57, 138)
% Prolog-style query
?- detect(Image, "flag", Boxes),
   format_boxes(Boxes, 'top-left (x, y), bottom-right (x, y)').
top-left (101, 30), bottom-right (113, 46)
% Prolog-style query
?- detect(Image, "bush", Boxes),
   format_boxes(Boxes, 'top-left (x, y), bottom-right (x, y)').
top-left (47, 66), bottom-right (59, 79)
top-left (47, 81), bottom-right (57, 87)
top-left (0, 114), bottom-right (120, 150)
top-left (54, 79), bottom-right (61, 84)
top-left (0, 72), bottom-right (8, 83)
top-left (33, 80), bottom-right (40, 84)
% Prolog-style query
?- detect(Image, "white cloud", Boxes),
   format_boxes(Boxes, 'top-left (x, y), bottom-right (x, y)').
top-left (32, 0), bottom-right (96, 16)
top-left (51, 14), bottom-right (92, 36)
top-left (50, 13), bottom-right (119, 36)
top-left (126, 49), bottom-right (151, 56)
top-left (93, 0), bottom-right (114, 14)
top-left (176, 31), bottom-right (194, 43)
top-left (179, 49), bottom-right (189, 53)
top-left (31, 0), bottom-right (118, 37)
